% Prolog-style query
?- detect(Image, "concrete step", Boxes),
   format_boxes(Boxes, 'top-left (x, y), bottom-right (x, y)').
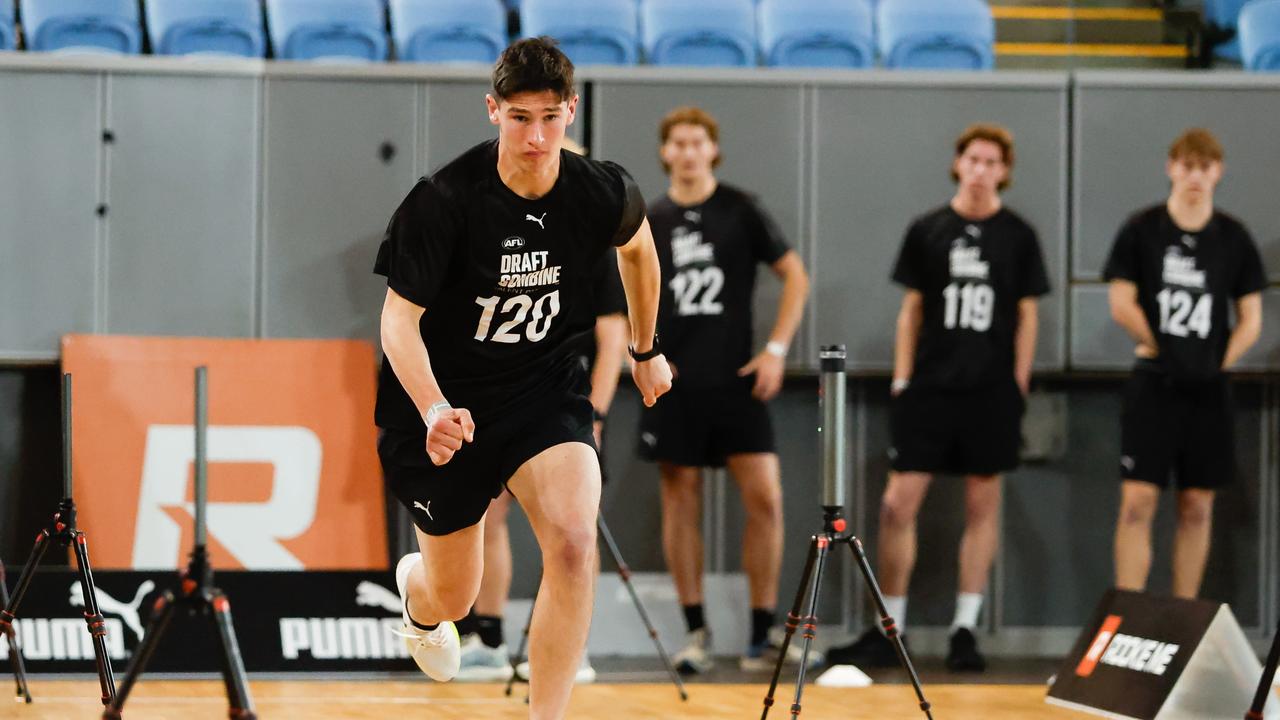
top-left (995, 41), bottom-right (1189, 68)
top-left (995, 11), bottom-right (1166, 44)
top-left (989, 0), bottom-right (1161, 7)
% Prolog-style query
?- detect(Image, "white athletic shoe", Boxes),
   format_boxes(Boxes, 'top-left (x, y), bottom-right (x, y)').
top-left (394, 552), bottom-right (461, 682)
top-left (740, 626), bottom-right (825, 672)
top-left (455, 634), bottom-right (514, 682)
top-left (514, 653), bottom-right (598, 684)
top-left (672, 628), bottom-right (716, 674)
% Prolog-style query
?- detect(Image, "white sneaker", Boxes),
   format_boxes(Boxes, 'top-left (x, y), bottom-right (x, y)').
top-left (514, 653), bottom-right (597, 684)
top-left (740, 626), bottom-right (825, 672)
top-left (394, 552), bottom-right (461, 681)
top-left (672, 628), bottom-right (715, 674)
top-left (455, 634), bottom-right (514, 682)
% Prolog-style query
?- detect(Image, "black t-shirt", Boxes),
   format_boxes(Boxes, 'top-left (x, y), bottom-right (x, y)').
top-left (1103, 205), bottom-right (1266, 382)
top-left (891, 205), bottom-right (1051, 390)
top-left (373, 140), bottom-right (645, 431)
top-left (647, 184), bottom-right (790, 388)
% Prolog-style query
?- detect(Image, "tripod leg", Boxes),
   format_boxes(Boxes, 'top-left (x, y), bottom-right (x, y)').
top-left (847, 537), bottom-right (934, 720)
top-left (504, 596), bottom-right (535, 697)
top-left (596, 515), bottom-right (688, 701)
top-left (786, 537), bottom-right (831, 719)
top-left (761, 535), bottom-right (820, 720)
top-left (103, 590), bottom-right (178, 719)
top-left (209, 592), bottom-right (257, 719)
top-left (71, 533), bottom-right (117, 704)
top-left (0, 530), bottom-right (51, 705)
top-left (1245, 620), bottom-right (1280, 719)
top-left (0, 564), bottom-right (32, 703)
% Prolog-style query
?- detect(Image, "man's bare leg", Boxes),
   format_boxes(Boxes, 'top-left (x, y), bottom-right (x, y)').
top-left (878, 472), bottom-right (934, 597)
top-left (508, 442), bottom-right (601, 720)
top-left (403, 520), bottom-right (486, 626)
top-left (957, 475), bottom-right (1002, 596)
top-left (1172, 488), bottom-right (1215, 599)
top-left (659, 463), bottom-right (704, 606)
top-left (1114, 480), bottom-right (1160, 591)
top-left (725, 453), bottom-right (783, 610)
top-left (476, 493), bottom-right (513, 616)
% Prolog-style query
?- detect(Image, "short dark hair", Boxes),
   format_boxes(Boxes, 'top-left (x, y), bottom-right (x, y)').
top-left (492, 37), bottom-right (575, 103)
top-left (951, 123), bottom-right (1015, 191)
top-left (1168, 128), bottom-right (1223, 164)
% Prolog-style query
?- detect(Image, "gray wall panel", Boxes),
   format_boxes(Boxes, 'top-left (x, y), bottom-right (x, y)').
top-left (262, 79), bottom-right (419, 342)
top-left (106, 75), bottom-right (258, 337)
top-left (0, 71), bottom-right (101, 358)
top-left (592, 82), bottom-right (810, 368)
top-left (1073, 77), bottom-right (1280, 281)
top-left (811, 81), bottom-right (1068, 371)
top-left (1070, 284), bottom-right (1134, 369)
top-left (424, 82), bottom-right (498, 173)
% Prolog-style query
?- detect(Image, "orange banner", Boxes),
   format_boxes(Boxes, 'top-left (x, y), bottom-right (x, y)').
top-left (62, 335), bottom-right (388, 570)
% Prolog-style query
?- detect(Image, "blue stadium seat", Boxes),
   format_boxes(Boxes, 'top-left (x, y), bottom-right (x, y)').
top-left (878, 0), bottom-right (994, 70)
top-left (1206, 0), bottom-right (1249, 61)
top-left (265, 0), bottom-right (387, 62)
top-left (390, 0), bottom-right (505, 63)
top-left (758, 0), bottom-right (874, 68)
top-left (642, 0), bottom-right (756, 67)
top-left (522, 0), bottom-right (638, 66)
top-left (1240, 0), bottom-right (1280, 70)
top-left (1, 2), bottom-right (15, 51)
top-left (147, 0), bottom-right (265, 58)
top-left (19, 0), bottom-right (141, 54)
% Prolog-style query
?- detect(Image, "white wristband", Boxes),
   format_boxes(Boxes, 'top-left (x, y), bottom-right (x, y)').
top-left (424, 400), bottom-right (451, 428)
top-left (765, 341), bottom-right (788, 358)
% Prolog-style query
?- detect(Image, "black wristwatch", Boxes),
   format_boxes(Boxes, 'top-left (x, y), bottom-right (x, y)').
top-left (628, 335), bottom-right (662, 362)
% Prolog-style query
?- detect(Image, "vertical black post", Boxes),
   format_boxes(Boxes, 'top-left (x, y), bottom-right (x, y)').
top-left (194, 367), bottom-right (208, 550)
top-left (62, 373), bottom-right (73, 500)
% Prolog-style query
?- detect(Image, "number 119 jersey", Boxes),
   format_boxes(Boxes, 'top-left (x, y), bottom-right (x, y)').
top-left (891, 205), bottom-right (1050, 390)
top-left (1103, 205), bottom-right (1265, 382)
top-left (373, 140), bottom-right (645, 431)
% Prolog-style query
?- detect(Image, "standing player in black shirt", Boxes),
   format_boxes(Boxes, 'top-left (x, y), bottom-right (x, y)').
top-left (1105, 128), bottom-right (1264, 600)
top-left (375, 38), bottom-right (671, 719)
top-left (640, 106), bottom-right (811, 673)
top-left (828, 124), bottom-right (1050, 673)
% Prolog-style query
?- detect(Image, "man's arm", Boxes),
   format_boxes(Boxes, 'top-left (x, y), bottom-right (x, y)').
top-left (1222, 292), bottom-right (1263, 369)
top-left (892, 290), bottom-right (923, 395)
top-left (589, 312), bottom-right (629, 443)
top-left (616, 218), bottom-right (672, 406)
top-left (1108, 280), bottom-right (1158, 358)
top-left (1014, 297), bottom-right (1039, 395)
top-left (380, 288), bottom-right (474, 465)
top-left (738, 250), bottom-right (810, 401)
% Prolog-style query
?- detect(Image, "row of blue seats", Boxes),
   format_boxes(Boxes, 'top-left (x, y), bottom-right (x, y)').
top-left (1207, 0), bottom-right (1280, 67)
top-left (0, 0), bottom-right (995, 70)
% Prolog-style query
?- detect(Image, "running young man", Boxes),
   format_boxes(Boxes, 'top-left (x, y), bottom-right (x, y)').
top-left (375, 38), bottom-right (671, 719)
top-left (1106, 128), bottom-right (1264, 599)
top-left (639, 106), bottom-right (811, 672)
top-left (827, 124), bottom-right (1049, 673)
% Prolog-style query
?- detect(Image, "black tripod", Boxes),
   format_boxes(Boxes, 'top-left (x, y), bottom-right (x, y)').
top-left (104, 367), bottom-right (256, 720)
top-left (504, 514), bottom-right (688, 701)
top-left (1245, 620), bottom-right (1279, 719)
top-left (1, 561), bottom-right (32, 703)
top-left (760, 346), bottom-right (933, 719)
top-left (0, 373), bottom-right (116, 706)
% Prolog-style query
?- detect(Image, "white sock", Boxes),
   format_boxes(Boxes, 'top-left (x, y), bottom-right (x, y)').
top-left (880, 595), bottom-right (907, 635)
top-left (952, 593), bottom-right (983, 631)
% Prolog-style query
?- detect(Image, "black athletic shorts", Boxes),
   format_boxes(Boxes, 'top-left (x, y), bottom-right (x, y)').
top-left (1119, 368), bottom-right (1234, 490)
top-left (889, 380), bottom-right (1024, 476)
top-left (637, 378), bottom-right (775, 467)
top-left (378, 392), bottom-right (596, 536)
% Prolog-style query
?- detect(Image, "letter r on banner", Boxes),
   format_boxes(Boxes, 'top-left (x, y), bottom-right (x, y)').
top-left (134, 425), bottom-right (322, 569)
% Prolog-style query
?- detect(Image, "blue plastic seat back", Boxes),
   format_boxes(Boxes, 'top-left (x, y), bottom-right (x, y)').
top-left (878, 0), bottom-right (994, 70)
top-left (1, 2), bottom-right (15, 50)
top-left (642, 0), bottom-right (756, 67)
top-left (147, 0), bottom-right (265, 58)
top-left (1240, 0), bottom-right (1280, 70)
top-left (266, 0), bottom-right (388, 62)
top-left (1206, 0), bottom-right (1250, 60)
top-left (758, 0), bottom-right (874, 68)
top-left (523, 0), bottom-right (638, 66)
top-left (20, 0), bottom-right (142, 54)
top-left (390, 0), bottom-right (506, 63)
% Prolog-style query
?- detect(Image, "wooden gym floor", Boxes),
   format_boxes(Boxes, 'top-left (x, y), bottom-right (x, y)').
top-left (0, 679), bottom-right (1087, 719)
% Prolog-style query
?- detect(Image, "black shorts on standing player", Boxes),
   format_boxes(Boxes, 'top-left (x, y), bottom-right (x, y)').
top-left (639, 184), bottom-right (788, 464)
top-left (888, 205), bottom-right (1050, 475)
top-left (374, 139), bottom-right (645, 535)
top-left (1104, 204), bottom-right (1265, 489)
